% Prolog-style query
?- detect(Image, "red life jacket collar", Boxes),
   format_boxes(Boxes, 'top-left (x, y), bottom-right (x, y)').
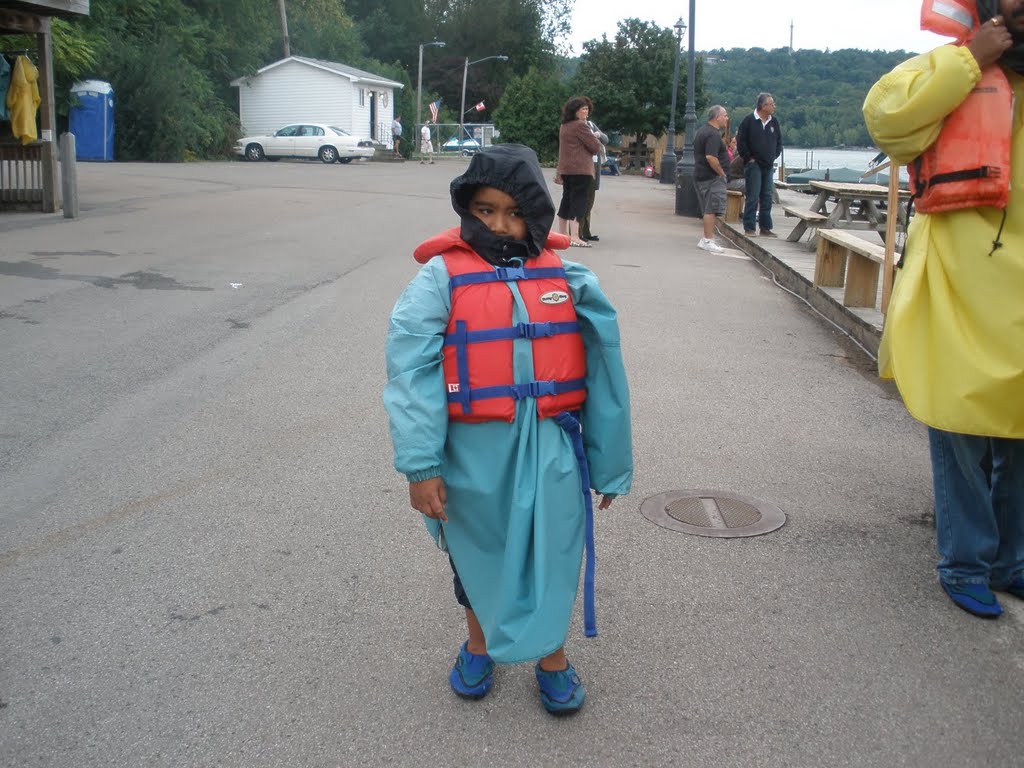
top-left (414, 227), bottom-right (570, 264)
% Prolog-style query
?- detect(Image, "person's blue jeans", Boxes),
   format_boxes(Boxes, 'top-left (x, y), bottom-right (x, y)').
top-left (928, 427), bottom-right (1024, 587)
top-left (742, 162), bottom-right (775, 233)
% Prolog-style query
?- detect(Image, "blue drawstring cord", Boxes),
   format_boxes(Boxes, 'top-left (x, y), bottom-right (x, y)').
top-left (553, 411), bottom-right (597, 637)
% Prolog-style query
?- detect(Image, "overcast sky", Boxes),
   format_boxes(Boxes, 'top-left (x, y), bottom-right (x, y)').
top-left (568, 0), bottom-right (949, 55)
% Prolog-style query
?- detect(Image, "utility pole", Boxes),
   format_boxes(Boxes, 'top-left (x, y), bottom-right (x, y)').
top-left (277, 0), bottom-right (290, 58)
top-left (790, 19), bottom-right (794, 55)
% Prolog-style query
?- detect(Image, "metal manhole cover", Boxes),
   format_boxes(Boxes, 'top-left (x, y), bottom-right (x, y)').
top-left (641, 489), bottom-right (786, 538)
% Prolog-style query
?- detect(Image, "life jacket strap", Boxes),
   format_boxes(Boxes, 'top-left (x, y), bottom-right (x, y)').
top-left (446, 377), bottom-right (586, 406)
top-left (443, 320), bottom-right (579, 345)
top-left (449, 265), bottom-right (567, 289)
top-left (921, 166), bottom-right (999, 188)
top-left (553, 410), bottom-right (598, 638)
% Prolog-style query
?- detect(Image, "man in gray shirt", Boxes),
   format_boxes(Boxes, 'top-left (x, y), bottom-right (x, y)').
top-left (691, 105), bottom-right (731, 254)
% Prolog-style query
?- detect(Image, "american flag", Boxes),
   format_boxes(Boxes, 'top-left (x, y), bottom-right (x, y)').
top-left (428, 100), bottom-right (441, 123)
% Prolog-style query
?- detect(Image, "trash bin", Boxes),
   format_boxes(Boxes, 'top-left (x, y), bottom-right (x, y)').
top-left (69, 80), bottom-right (114, 161)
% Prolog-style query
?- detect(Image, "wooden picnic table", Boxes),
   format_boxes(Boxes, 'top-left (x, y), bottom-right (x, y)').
top-left (805, 180), bottom-right (911, 243)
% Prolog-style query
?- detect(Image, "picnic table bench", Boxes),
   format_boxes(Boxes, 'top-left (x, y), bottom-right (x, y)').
top-left (814, 229), bottom-right (888, 308)
top-left (726, 189), bottom-right (743, 223)
top-left (782, 205), bottom-right (829, 243)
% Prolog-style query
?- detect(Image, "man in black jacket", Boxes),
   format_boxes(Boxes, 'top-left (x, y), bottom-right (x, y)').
top-left (736, 93), bottom-right (783, 237)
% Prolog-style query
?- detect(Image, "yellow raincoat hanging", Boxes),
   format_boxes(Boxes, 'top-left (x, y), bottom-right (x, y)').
top-left (6, 55), bottom-right (41, 145)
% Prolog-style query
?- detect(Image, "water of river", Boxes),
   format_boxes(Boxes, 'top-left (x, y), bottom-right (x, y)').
top-left (782, 147), bottom-right (910, 181)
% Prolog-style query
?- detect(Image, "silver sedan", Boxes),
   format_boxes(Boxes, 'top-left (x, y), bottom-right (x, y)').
top-left (235, 123), bottom-right (375, 164)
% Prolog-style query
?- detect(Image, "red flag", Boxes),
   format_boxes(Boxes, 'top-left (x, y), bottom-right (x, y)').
top-left (474, 101), bottom-right (485, 112)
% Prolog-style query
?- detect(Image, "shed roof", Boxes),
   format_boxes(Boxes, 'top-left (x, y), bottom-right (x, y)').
top-left (1, 1), bottom-right (89, 17)
top-left (230, 56), bottom-right (404, 89)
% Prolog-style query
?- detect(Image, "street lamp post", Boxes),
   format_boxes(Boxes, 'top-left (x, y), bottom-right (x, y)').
top-left (675, 0), bottom-right (702, 216)
top-left (416, 41), bottom-right (445, 161)
top-left (460, 55), bottom-right (508, 154)
top-left (660, 18), bottom-right (686, 185)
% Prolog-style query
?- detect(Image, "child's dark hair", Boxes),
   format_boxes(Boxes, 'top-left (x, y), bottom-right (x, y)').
top-left (561, 96), bottom-right (589, 123)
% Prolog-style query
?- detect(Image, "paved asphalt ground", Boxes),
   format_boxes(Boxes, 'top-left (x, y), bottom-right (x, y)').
top-left (1, 159), bottom-right (1021, 768)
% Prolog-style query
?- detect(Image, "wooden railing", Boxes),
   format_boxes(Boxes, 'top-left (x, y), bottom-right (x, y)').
top-left (0, 141), bottom-right (45, 209)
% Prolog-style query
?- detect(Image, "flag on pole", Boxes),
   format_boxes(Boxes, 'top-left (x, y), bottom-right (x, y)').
top-left (474, 101), bottom-right (486, 112)
top-left (428, 100), bottom-right (441, 123)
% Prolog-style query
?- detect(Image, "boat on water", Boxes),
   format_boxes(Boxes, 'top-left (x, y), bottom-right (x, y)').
top-left (784, 166), bottom-right (910, 192)
top-left (786, 166), bottom-right (892, 185)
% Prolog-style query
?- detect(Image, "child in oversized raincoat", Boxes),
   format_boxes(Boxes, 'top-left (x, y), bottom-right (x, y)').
top-left (384, 144), bottom-right (633, 714)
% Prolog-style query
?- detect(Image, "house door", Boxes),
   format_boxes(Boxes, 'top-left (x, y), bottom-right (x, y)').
top-left (369, 92), bottom-right (377, 141)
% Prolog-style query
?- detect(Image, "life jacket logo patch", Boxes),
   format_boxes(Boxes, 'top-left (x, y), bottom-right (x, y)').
top-left (447, 383), bottom-right (460, 393)
top-left (539, 291), bottom-right (569, 305)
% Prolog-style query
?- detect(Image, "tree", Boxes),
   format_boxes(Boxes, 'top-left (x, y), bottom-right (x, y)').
top-left (492, 66), bottom-right (568, 162)
top-left (571, 19), bottom-right (706, 142)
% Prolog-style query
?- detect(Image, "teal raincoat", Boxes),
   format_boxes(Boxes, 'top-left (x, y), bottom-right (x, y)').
top-left (384, 145), bottom-right (633, 663)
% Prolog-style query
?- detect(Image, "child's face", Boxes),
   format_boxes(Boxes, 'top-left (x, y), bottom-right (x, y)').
top-left (467, 186), bottom-right (528, 241)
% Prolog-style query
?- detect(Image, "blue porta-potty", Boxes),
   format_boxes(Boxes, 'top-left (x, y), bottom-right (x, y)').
top-left (69, 80), bottom-right (114, 161)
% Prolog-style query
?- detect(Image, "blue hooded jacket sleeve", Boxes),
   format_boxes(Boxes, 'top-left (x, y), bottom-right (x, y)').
top-left (564, 259), bottom-right (633, 496)
top-left (383, 257), bottom-right (451, 482)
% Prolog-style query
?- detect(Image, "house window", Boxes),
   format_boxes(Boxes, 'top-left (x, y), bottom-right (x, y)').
top-left (359, 88), bottom-right (365, 106)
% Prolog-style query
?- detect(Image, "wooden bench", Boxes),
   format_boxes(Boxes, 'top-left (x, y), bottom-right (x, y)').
top-left (814, 229), bottom-right (887, 308)
top-left (783, 205), bottom-right (829, 244)
top-left (725, 190), bottom-right (743, 223)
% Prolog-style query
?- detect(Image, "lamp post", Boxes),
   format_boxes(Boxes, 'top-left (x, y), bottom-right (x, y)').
top-left (460, 55), bottom-right (508, 153)
top-left (675, 0), bottom-right (701, 216)
top-left (416, 41), bottom-right (445, 160)
top-left (660, 17), bottom-right (686, 185)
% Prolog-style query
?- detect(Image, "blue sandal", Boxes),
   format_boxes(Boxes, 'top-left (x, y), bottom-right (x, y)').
top-left (994, 574), bottom-right (1024, 601)
top-left (535, 661), bottom-right (585, 715)
top-left (940, 580), bottom-right (1003, 618)
top-left (449, 642), bottom-right (494, 699)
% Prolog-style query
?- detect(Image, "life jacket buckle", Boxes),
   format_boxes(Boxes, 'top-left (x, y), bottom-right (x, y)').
top-left (511, 380), bottom-right (557, 400)
top-left (494, 265), bottom-right (526, 282)
top-left (518, 321), bottom-right (553, 338)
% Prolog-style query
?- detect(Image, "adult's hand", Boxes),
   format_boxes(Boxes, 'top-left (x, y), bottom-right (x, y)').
top-left (968, 16), bottom-right (1013, 69)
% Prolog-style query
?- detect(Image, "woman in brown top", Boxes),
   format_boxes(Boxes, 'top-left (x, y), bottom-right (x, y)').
top-left (556, 96), bottom-right (602, 247)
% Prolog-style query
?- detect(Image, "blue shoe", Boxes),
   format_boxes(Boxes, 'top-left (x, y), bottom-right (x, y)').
top-left (993, 574), bottom-right (1024, 601)
top-left (449, 642), bottom-right (494, 699)
top-left (535, 661), bottom-right (585, 715)
top-left (940, 580), bottom-right (1003, 618)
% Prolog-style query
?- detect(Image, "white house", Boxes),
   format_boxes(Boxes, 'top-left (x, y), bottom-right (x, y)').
top-left (230, 56), bottom-right (404, 147)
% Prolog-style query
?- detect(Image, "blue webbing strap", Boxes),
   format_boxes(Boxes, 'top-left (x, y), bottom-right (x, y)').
top-left (553, 411), bottom-right (597, 638)
top-left (450, 320), bottom-right (472, 414)
top-left (442, 321), bottom-right (580, 346)
top-left (449, 266), bottom-right (567, 289)
top-left (446, 377), bottom-right (586, 405)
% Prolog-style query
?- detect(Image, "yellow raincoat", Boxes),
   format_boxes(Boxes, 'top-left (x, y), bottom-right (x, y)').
top-left (6, 55), bottom-right (41, 145)
top-left (863, 45), bottom-right (1024, 438)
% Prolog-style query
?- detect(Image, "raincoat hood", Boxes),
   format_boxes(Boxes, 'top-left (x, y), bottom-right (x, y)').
top-left (449, 143), bottom-right (555, 263)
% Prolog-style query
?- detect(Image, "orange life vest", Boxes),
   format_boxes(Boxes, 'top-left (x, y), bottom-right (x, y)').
top-left (441, 246), bottom-right (587, 423)
top-left (912, 0), bottom-right (1012, 212)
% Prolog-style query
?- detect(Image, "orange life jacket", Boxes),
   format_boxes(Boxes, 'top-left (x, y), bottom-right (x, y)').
top-left (912, 0), bottom-right (1012, 212)
top-left (441, 246), bottom-right (587, 423)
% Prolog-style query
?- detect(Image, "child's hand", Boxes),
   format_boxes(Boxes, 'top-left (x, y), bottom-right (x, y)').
top-left (598, 494), bottom-right (615, 510)
top-left (410, 477), bottom-right (448, 522)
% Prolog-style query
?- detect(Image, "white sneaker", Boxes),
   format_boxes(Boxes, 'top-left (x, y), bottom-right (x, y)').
top-left (698, 238), bottom-right (724, 254)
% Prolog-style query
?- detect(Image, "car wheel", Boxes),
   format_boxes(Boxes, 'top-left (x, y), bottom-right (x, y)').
top-left (319, 146), bottom-right (338, 164)
top-left (337, 157), bottom-right (353, 165)
top-left (245, 143), bottom-right (265, 161)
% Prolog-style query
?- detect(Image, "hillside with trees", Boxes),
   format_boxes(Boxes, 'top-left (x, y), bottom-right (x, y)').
top-left (701, 47), bottom-right (917, 147)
